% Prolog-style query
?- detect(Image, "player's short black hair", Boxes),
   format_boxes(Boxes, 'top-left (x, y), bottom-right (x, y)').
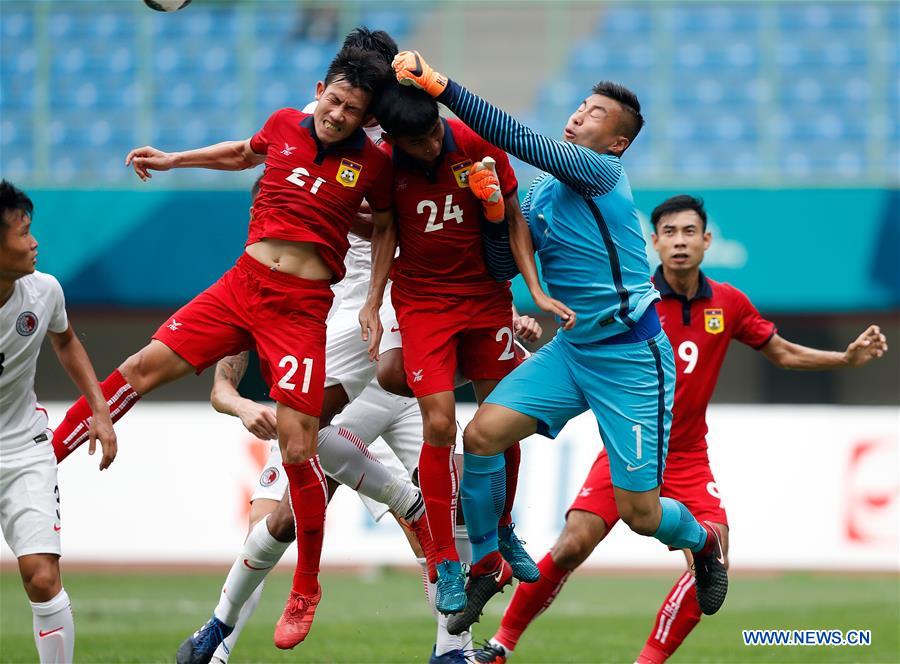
top-left (341, 27), bottom-right (398, 65)
top-left (323, 46), bottom-right (390, 95)
top-left (371, 80), bottom-right (439, 139)
top-left (651, 194), bottom-right (708, 231)
top-left (592, 81), bottom-right (645, 145)
top-left (0, 179), bottom-right (33, 231)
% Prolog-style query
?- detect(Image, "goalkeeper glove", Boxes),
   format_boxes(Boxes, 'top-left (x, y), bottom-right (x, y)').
top-left (469, 157), bottom-right (505, 222)
top-left (392, 51), bottom-right (448, 98)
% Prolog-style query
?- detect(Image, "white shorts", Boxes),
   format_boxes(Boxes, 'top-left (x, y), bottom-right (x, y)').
top-left (0, 435), bottom-right (62, 557)
top-left (325, 281), bottom-right (400, 402)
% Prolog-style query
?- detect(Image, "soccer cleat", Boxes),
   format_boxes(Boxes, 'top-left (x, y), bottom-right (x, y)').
top-left (176, 616), bottom-right (233, 664)
top-left (474, 639), bottom-right (510, 663)
top-left (447, 559), bottom-right (513, 635)
top-left (273, 586), bottom-right (322, 649)
top-left (497, 523), bottom-right (540, 583)
top-left (392, 51), bottom-right (448, 97)
top-left (435, 559), bottom-right (467, 615)
top-left (429, 644), bottom-right (468, 664)
top-left (402, 509), bottom-right (438, 583)
top-left (693, 522), bottom-right (728, 615)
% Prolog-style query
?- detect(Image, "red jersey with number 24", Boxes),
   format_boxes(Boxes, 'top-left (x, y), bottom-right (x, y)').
top-left (248, 108), bottom-right (392, 281)
top-left (384, 118), bottom-right (518, 296)
top-left (654, 267), bottom-right (776, 453)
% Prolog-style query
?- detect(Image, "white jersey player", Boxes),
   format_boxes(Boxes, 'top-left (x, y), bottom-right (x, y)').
top-left (0, 180), bottom-right (117, 664)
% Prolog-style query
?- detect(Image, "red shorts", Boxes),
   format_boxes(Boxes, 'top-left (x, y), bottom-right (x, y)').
top-left (391, 287), bottom-right (520, 398)
top-left (569, 444), bottom-right (728, 529)
top-left (152, 253), bottom-right (334, 416)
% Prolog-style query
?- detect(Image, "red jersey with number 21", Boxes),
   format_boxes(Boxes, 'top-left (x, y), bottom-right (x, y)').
top-left (654, 267), bottom-right (776, 453)
top-left (385, 118), bottom-right (518, 296)
top-left (248, 108), bottom-right (392, 281)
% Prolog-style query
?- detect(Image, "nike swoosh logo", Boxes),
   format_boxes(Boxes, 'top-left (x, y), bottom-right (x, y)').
top-left (493, 568), bottom-right (505, 583)
top-left (243, 558), bottom-right (273, 571)
top-left (626, 462), bottom-right (650, 472)
top-left (39, 627), bottom-right (63, 638)
top-left (410, 53), bottom-right (424, 77)
top-left (390, 326), bottom-right (400, 332)
top-left (53, 524), bottom-right (61, 532)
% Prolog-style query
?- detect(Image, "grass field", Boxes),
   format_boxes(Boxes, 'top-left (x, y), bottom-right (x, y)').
top-left (1, 568), bottom-right (897, 663)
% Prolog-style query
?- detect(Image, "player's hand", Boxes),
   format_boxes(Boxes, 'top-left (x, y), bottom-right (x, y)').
top-left (843, 324), bottom-right (888, 367)
top-left (125, 145), bottom-right (177, 181)
top-left (235, 401), bottom-right (278, 440)
top-left (469, 158), bottom-right (505, 222)
top-left (359, 301), bottom-right (384, 361)
top-left (392, 51), bottom-right (448, 97)
top-left (513, 315), bottom-right (542, 343)
top-left (532, 291), bottom-right (576, 330)
top-left (87, 409), bottom-right (117, 471)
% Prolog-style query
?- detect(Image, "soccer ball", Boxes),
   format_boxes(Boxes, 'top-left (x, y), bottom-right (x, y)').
top-left (143, 0), bottom-right (192, 11)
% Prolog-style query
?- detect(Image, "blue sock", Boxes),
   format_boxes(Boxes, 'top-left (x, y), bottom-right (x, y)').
top-left (654, 497), bottom-right (708, 552)
top-left (460, 452), bottom-right (506, 565)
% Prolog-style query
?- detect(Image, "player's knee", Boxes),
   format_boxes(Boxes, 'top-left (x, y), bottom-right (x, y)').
top-left (279, 418), bottom-right (318, 463)
top-left (552, 513), bottom-right (606, 569)
top-left (268, 503), bottom-right (297, 542)
top-left (462, 419), bottom-right (495, 456)
top-left (423, 412), bottom-right (456, 446)
top-left (21, 565), bottom-right (61, 601)
top-left (377, 361), bottom-right (412, 397)
top-left (618, 502), bottom-right (659, 537)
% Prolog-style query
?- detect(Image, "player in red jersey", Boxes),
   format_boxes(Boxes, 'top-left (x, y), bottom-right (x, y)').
top-left (474, 194), bottom-right (888, 664)
top-left (48, 48), bottom-right (393, 650)
top-left (360, 82), bottom-right (574, 617)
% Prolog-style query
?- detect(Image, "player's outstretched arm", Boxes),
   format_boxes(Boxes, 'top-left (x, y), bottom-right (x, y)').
top-left (393, 51), bottom-right (621, 197)
top-left (760, 325), bottom-right (888, 370)
top-left (49, 325), bottom-right (117, 470)
top-left (211, 352), bottom-right (277, 440)
top-left (360, 208), bottom-right (396, 360)
top-left (506, 197), bottom-right (576, 330)
top-left (125, 139), bottom-right (265, 181)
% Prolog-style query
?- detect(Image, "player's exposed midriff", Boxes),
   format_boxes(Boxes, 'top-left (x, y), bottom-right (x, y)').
top-left (245, 239), bottom-right (332, 281)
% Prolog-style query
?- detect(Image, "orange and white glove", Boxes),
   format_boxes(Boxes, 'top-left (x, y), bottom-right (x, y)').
top-left (392, 50), bottom-right (448, 98)
top-left (469, 157), bottom-right (505, 222)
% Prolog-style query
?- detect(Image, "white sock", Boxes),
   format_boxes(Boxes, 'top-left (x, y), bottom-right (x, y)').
top-left (318, 425), bottom-right (422, 519)
top-left (417, 557), bottom-right (438, 617)
top-left (31, 588), bottom-right (74, 664)
top-left (211, 582), bottom-right (264, 662)
top-left (213, 516), bottom-right (290, 626)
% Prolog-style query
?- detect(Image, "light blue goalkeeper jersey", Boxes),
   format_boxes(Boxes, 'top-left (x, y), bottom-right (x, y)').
top-left (438, 80), bottom-right (659, 345)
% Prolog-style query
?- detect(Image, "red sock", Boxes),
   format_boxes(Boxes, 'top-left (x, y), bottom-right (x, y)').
top-left (52, 369), bottom-right (140, 462)
top-left (418, 442), bottom-right (459, 563)
top-left (499, 443), bottom-right (521, 527)
top-left (284, 458), bottom-right (328, 596)
top-left (636, 572), bottom-right (702, 663)
top-left (494, 552), bottom-right (571, 651)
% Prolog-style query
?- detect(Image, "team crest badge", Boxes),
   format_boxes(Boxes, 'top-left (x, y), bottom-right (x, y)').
top-left (451, 160), bottom-right (473, 188)
top-left (260, 466), bottom-right (280, 487)
top-left (336, 158), bottom-right (362, 188)
top-left (704, 309), bottom-right (725, 335)
top-left (16, 311), bottom-right (38, 336)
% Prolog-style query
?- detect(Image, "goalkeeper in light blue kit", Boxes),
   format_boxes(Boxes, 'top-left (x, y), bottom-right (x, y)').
top-left (392, 52), bottom-right (728, 634)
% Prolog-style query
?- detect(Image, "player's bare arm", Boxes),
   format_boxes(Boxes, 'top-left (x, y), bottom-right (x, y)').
top-left (350, 200), bottom-right (375, 240)
top-left (507, 197), bottom-right (576, 330)
top-left (48, 324), bottom-right (117, 470)
top-left (211, 352), bottom-right (278, 440)
top-left (125, 139), bottom-right (265, 181)
top-left (760, 324), bottom-right (888, 370)
top-left (359, 208), bottom-right (396, 360)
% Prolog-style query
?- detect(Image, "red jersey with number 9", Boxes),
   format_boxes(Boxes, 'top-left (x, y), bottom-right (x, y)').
top-left (384, 118), bottom-right (518, 296)
top-left (248, 108), bottom-right (392, 281)
top-left (654, 267), bottom-right (776, 453)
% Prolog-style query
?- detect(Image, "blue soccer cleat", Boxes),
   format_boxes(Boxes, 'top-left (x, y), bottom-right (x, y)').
top-left (435, 559), bottom-right (467, 615)
top-left (176, 616), bottom-right (233, 664)
top-left (429, 644), bottom-right (467, 664)
top-left (498, 523), bottom-right (540, 582)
